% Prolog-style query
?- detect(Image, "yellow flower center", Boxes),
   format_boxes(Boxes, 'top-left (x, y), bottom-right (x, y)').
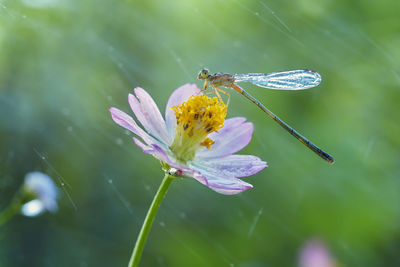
top-left (169, 95), bottom-right (227, 163)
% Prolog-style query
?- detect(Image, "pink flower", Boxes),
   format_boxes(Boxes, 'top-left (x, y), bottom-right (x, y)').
top-left (299, 239), bottom-right (336, 267)
top-left (109, 84), bottom-right (267, 195)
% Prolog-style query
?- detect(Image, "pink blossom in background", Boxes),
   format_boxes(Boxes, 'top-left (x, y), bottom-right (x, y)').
top-left (299, 238), bottom-right (336, 267)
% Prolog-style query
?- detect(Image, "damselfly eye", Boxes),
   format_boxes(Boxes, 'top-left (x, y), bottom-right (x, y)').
top-left (198, 69), bottom-right (210, 80)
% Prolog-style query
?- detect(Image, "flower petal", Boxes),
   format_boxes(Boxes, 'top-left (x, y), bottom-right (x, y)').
top-left (195, 117), bottom-right (254, 159)
top-left (24, 172), bottom-right (59, 213)
top-left (136, 142), bottom-right (208, 186)
top-left (165, 84), bottom-right (201, 138)
top-left (191, 154), bottom-right (267, 178)
top-left (129, 88), bottom-right (171, 145)
top-left (205, 175), bottom-right (253, 195)
top-left (109, 107), bottom-right (163, 147)
top-left (133, 137), bottom-right (154, 154)
top-left (189, 165), bottom-right (254, 195)
top-left (154, 145), bottom-right (209, 185)
top-left (134, 140), bottom-right (258, 195)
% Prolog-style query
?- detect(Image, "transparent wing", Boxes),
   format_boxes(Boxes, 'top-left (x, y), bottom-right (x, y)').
top-left (234, 69), bottom-right (322, 90)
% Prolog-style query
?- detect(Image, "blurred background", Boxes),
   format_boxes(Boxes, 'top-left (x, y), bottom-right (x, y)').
top-left (1, 0), bottom-right (399, 266)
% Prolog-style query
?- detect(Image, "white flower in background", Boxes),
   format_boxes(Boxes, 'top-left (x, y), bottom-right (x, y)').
top-left (21, 172), bottom-right (59, 217)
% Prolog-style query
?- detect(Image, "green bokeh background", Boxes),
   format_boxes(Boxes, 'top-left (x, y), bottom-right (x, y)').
top-left (1, 0), bottom-right (399, 266)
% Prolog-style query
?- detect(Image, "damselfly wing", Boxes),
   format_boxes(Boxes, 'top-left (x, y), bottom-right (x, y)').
top-left (234, 69), bottom-right (322, 90)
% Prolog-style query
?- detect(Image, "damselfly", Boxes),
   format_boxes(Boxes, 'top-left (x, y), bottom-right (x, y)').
top-left (197, 68), bottom-right (334, 164)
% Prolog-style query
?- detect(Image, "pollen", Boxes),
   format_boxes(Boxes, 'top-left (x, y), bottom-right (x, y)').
top-left (200, 138), bottom-right (215, 149)
top-left (170, 95), bottom-right (227, 162)
top-left (171, 95), bottom-right (226, 133)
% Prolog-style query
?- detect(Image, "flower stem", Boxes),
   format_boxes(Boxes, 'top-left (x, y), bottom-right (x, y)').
top-left (128, 173), bottom-right (174, 267)
top-left (0, 199), bottom-right (21, 227)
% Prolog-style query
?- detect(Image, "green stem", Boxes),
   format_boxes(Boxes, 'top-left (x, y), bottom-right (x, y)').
top-left (0, 199), bottom-right (21, 227)
top-left (128, 173), bottom-right (174, 267)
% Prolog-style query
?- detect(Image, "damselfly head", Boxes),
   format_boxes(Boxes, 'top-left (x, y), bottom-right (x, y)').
top-left (198, 69), bottom-right (210, 80)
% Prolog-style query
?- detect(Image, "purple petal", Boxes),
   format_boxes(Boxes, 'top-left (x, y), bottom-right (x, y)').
top-left (109, 107), bottom-right (162, 147)
top-left (192, 155), bottom-right (267, 178)
top-left (134, 139), bottom-right (256, 195)
top-left (133, 138), bottom-right (154, 154)
top-left (195, 117), bottom-right (254, 159)
top-left (153, 145), bottom-right (208, 185)
top-left (136, 142), bottom-right (208, 186)
top-left (165, 84), bottom-right (201, 138)
top-left (206, 176), bottom-right (253, 195)
top-left (129, 88), bottom-right (172, 145)
top-left (189, 167), bottom-right (254, 195)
